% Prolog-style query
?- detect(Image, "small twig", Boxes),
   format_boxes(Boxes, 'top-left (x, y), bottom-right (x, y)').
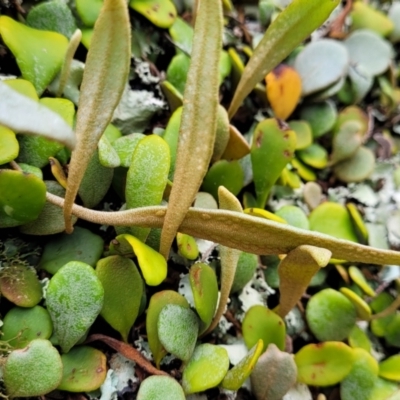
top-left (328, 0), bottom-right (353, 39)
top-left (86, 334), bottom-right (168, 376)
top-left (9, 160), bottom-right (22, 171)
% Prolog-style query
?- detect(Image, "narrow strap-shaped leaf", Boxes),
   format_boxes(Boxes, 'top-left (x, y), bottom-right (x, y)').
top-left (63, 0), bottom-right (131, 233)
top-left (0, 83), bottom-right (75, 149)
top-left (276, 245), bottom-right (331, 318)
top-left (159, 0), bottom-right (223, 258)
top-left (204, 186), bottom-right (242, 335)
top-left (228, 0), bottom-right (340, 119)
top-left (46, 193), bottom-right (400, 267)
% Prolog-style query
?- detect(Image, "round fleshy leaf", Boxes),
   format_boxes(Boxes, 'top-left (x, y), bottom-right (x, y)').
top-left (169, 17), bottom-right (193, 54)
top-left (202, 160), bottom-right (244, 200)
top-left (244, 207), bottom-right (287, 224)
top-left (222, 339), bottom-right (264, 391)
top-left (130, 0), bottom-right (177, 28)
top-left (137, 376), bottom-right (186, 400)
top-left (58, 346), bottom-right (107, 392)
top-left (96, 256), bottom-right (143, 342)
top-left (297, 143), bottom-right (328, 169)
top-left (20, 181), bottom-right (77, 235)
top-left (98, 134), bottom-right (120, 168)
top-left (212, 105), bottom-right (230, 162)
top-left (389, 2), bottom-right (400, 43)
top-left (333, 146), bottom-right (375, 183)
top-left (182, 344), bottom-right (230, 395)
top-left (349, 266), bottom-right (375, 297)
top-left (294, 39), bottom-right (349, 96)
top-left (288, 120), bottom-right (312, 150)
top-left (344, 30), bottom-right (392, 77)
top-left (126, 135), bottom-right (170, 241)
top-left (348, 63), bottom-right (374, 103)
top-left (18, 97), bottom-right (75, 168)
top-left (340, 348), bottom-right (379, 400)
top-left (334, 105), bottom-right (369, 134)
top-left (177, 233), bottom-right (199, 260)
top-left (39, 226), bottom-right (104, 275)
top-left (0, 16), bottom-right (68, 95)
top-left (275, 205), bottom-right (309, 230)
top-left (379, 355), bottom-right (400, 381)
top-left (331, 120), bottom-right (363, 165)
top-left (2, 306), bottom-right (53, 349)
top-left (112, 234), bottom-right (167, 286)
top-left (4, 339), bottom-right (63, 397)
top-left (295, 342), bottom-right (355, 386)
top-left (370, 292), bottom-right (396, 337)
top-left (348, 324), bottom-right (372, 352)
top-left (76, 0), bottom-right (103, 27)
top-left (0, 126), bottom-right (18, 165)
top-left (231, 251), bottom-right (258, 294)
top-left (291, 160), bottom-right (316, 185)
top-left (189, 263), bottom-right (218, 332)
top-left (166, 53), bottom-right (190, 94)
top-left (340, 287), bottom-right (372, 320)
top-left (26, 0), bottom-right (77, 38)
top-left (303, 181), bottom-right (323, 210)
top-left (309, 202), bottom-right (358, 243)
top-left (251, 118), bottom-right (296, 207)
top-left (299, 100), bottom-right (337, 138)
top-left (251, 343), bottom-right (298, 400)
top-left (0, 169), bottom-right (46, 224)
top-left (78, 149), bottom-right (114, 208)
top-left (146, 291), bottom-right (189, 367)
top-left (369, 377), bottom-right (399, 400)
top-left (46, 261), bottom-right (104, 353)
top-left (242, 305), bottom-right (285, 352)
top-left (0, 265), bottom-right (42, 307)
top-left (160, 80), bottom-right (183, 112)
top-left (306, 288), bottom-right (357, 341)
top-left (385, 314), bottom-right (400, 347)
top-left (157, 304), bottom-right (199, 362)
top-left (112, 133), bottom-right (144, 168)
top-left (266, 64), bottom-right (302, 120)
top-left (351, 2), bottom-right (393, 37)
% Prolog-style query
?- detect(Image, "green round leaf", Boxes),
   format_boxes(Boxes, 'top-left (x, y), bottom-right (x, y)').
top-left (0, 126), bottom-right (19, 165)
top-left (46, 261), bottom-right (104, 353)
top-left (189, 263), bottom-right (218, 331)
top-left (309, 202), bottom-right (358, 243)
top-left (379, 355), bottom-right (400, 381)
top-left (202, 159), bottom-right (244, 200)
top-left (2, 306), bottom-right (53, 349)
top-left (58, 346), bottom-right (107, 392)
top-left (0, 169), bottom-right (46, 224)
top-left (130, 0), bottom-right (177, 28)
top-left (294, 39), bottom-right (349, 96)
top-left (146, 291), bottom-right (189, 367)
top-left (26, 0), bottom-right (77, 38)
top-left (288, 120), bottom-right (312, 150)
top-left (275, 205), bottom-right (309, 230)
top-left (137, 376), bottom-right (186, 400)
top-left (385, 314), bottom-right (400, 348)
top-left (0, 16), bottom-right (68, 95)
top-left (295, 341), bottom-right (355, 386)
top-left (231, 251), bottom-right (258, 293)
top-left (306, 288), bottom-right (357, 341)
top-left (0, 265), bottom-right (42, 307)
top-left (242, 305), bottom-right (286, 352)
top-left (4, 339), bottom-right (63, 397)
top-left (340, 348), bottom-right (378, 400)
top-left (299, 100), bottom-right (337, 138)
top-left (182, 344), bottom-right (229, 395)
top-left (39, 226), bottom-right (104, 275)
top-left (96, 255), bottom-right (143, 342)
top-left (76, 0), bottom-right (103, 27)
top-left (333, 146), bottom-right (375, 183)
top-left (157, 304), bottom-right (199, 362)
top-left (344, 29), bottom-right (392, 77)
